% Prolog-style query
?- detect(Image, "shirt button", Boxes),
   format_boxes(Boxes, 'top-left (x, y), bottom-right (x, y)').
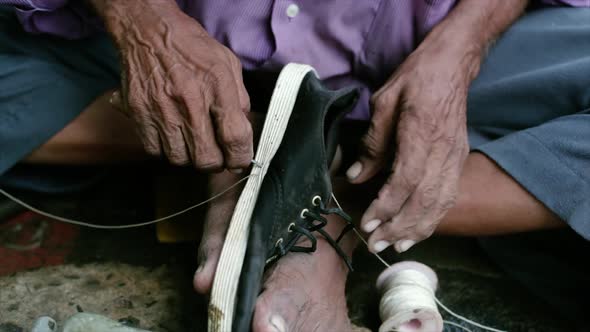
top-left (286, 3), bottom-right (300, 18)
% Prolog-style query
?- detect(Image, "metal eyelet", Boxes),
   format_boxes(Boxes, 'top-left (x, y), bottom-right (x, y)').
top-left (288, 223), bottom-right (296, 232)
top-left (312, 195), bottom-right (322, 206)
top-left (275, 238), bottom-right (284, 247)
top-left (300, 208), bottom-right (309, 219)
top-left (266, 255), bottom-right (278, 265)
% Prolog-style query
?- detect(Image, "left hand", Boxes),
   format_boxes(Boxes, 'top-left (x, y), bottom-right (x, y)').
top-left (347, 43), bottom-right (477, 254)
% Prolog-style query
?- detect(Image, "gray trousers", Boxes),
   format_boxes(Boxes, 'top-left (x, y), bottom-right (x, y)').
top-left (0, 6), bottom-right (589, 323)
top-left (466, 8), bottom-right (590, 325)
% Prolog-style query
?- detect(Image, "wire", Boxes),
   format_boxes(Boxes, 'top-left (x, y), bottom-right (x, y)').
top-left (0, 174), bottom-right (251, 230)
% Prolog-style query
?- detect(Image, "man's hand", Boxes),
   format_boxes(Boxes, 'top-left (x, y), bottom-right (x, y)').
top-left (91, 0), bottom-right (252, 172)
top-left (346, 0), bottom-right (529, 253)
top-left (348, 44), bottom-right (472, 254)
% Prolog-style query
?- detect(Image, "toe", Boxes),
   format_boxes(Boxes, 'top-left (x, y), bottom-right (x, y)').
top-left (193, 207), bottom-right (231, 294)
top-left (193, 172), bottom-right (243, 294)
top-left (252, 292), bottom-right (291, 332)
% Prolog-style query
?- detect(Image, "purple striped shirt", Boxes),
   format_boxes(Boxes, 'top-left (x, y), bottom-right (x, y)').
top-left (1, 0), bottom-right (589, 119)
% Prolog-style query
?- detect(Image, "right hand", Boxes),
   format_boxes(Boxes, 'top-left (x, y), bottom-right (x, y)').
top-left (103, 0), bottom-right (252, 172)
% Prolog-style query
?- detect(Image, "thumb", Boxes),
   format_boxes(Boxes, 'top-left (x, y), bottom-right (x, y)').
top-left (347, 88), bottom-right (400, 183)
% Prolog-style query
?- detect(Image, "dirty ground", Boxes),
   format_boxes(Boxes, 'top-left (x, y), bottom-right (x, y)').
top-left (0, 167), bottom-right (574, 332)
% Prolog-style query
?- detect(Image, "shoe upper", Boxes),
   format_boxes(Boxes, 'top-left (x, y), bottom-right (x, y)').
top-left (233, 72), bottom-right (359, 332)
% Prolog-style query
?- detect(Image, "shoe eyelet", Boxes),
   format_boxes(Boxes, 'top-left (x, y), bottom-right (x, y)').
top-left (265, 255), bottom-right (277, 265)
top-left (312, 195), bottom-right (322, 206)
top-left (300, 208), bottom-right (309, 219)
top-left (275, 238), bottom-right (284, 247)
top-left (288, 223), bottom-right (296, 232)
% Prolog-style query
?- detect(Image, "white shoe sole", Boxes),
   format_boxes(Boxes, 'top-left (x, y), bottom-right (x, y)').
top-left (209, 63), bottom-right (317, 332)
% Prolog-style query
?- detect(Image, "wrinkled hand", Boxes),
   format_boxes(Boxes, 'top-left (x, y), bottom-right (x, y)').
top-left (106, 1), bottom-right (252, 171)
top-left (347, 45), bottom-right (475, 254)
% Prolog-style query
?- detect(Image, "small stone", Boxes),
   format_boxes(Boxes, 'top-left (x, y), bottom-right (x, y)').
top-left (47, 280), bottom-right (62, 287)
top-left (118, 316), bottom-right (140, 327)
top-left (6, 303), bottom-right (19, 311)
top-left (84, 278), bottom-right (101, 287)
top-left (144, 300), bottom-right (157, 308)
top-left (114, 297), bottom-right (134, 309)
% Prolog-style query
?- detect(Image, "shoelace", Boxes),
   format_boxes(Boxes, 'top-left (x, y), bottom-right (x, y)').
top-left (267, 195), bottom-right (355, 271)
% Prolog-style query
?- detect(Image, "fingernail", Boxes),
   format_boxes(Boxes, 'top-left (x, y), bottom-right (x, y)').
top-left (396, 240), bottom-right (416, 253)
top-left (270, 315), bottom-right (286, 332)
top-left (363, 219), bottom-right (382, 233)
top-left (195, 264), bottom-right (204, 275)
top-left (109, 91), bottom-right (119, 105)
top-left (346, 162), bottom-right (363, 180)
top-left (373, 240), bottom-right (390, 253)
top-left (229, 168), bottom-right (243, 174)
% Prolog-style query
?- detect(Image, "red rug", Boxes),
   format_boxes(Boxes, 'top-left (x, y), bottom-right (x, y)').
top-left (0, 211), bottom-right (79, 276)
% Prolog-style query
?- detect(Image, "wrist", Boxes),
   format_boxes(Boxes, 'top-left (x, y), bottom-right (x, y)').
top-left (419, 28), bottom-right (484, 85)
top-left (417, 0), bottom-right (528, 84)
top-left (88, 0), bottom-right (184, 48)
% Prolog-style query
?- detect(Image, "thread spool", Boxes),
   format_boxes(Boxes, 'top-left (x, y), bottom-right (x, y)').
top-left (376, 261), bottom-right (444, 332)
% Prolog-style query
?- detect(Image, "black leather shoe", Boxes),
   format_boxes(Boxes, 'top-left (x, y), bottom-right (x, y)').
top-left (233, 67), bottom-right (359, 331)
top-left (209, 64), bottom-right (358, 332)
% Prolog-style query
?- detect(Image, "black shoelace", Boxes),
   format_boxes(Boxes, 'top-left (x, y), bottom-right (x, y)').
top-left (268, 195), bottom-right (355, 271)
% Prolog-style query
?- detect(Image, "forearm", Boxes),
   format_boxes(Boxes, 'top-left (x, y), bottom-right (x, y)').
top-left (418, 0), bottom-right (529, 84)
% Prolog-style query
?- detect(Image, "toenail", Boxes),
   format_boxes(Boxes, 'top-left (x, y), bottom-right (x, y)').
top-left (373, 240), bottom-right (390, 253)
top-left (363, 219), bottom-right (382, 233)
top-left (270, 315), bottom-right (287, 332)
top-left (396, 239), bottom-right (416, 253)
top-left (229, 168), bottom-right (243, 174)
top-left (195, 265), bottom-right (204, 274)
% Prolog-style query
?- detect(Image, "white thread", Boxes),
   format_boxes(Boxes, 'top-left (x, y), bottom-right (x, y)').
top-left (331, 193), bottom-right (506, 332)
top-left (378, 268), bottom-right (443, 332)
top-left (443, 320), bottom-right (473, 332)
top-left (435, 298), bottom-right (505, 332)
top-left (0, 174), bottom-right (251, 230)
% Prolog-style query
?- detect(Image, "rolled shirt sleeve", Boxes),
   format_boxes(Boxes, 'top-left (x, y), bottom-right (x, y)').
top-left (0, 0), bottom-right (101, 39)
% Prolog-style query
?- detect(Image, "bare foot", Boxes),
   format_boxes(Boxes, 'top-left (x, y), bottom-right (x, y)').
top-left (194, 173), bottom-right (357, 332)
top-left (252, 238), bottom-right (353, 332)
top-left (194, 146), bottom-right (346, 295)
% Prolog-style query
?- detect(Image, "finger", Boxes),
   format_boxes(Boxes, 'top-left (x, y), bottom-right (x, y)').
top-left (151, 96), bottom-right (191, 166)
top-left (380, 179), bottom-right (454, 254)
top-left (161, 123), bottom-right (191, 166)
top-left (367, 138), bottom-right (463, 253)
top-left (210, 74), bottom-right (254, 170)
top-left (182, 89), bottom-right (225, 171)
top-left (229, 55), bottom-right (251, 114)
top-left (347, 84), bottom-right (401, 184)
top-left (127, 97), bottom-right (163, 157)
top-left (359, 119), bottom-right (429, 235)
top-left (141, 122), bottom-right (164, 157)
top-left (367, 182), bottom-right (437, 254)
